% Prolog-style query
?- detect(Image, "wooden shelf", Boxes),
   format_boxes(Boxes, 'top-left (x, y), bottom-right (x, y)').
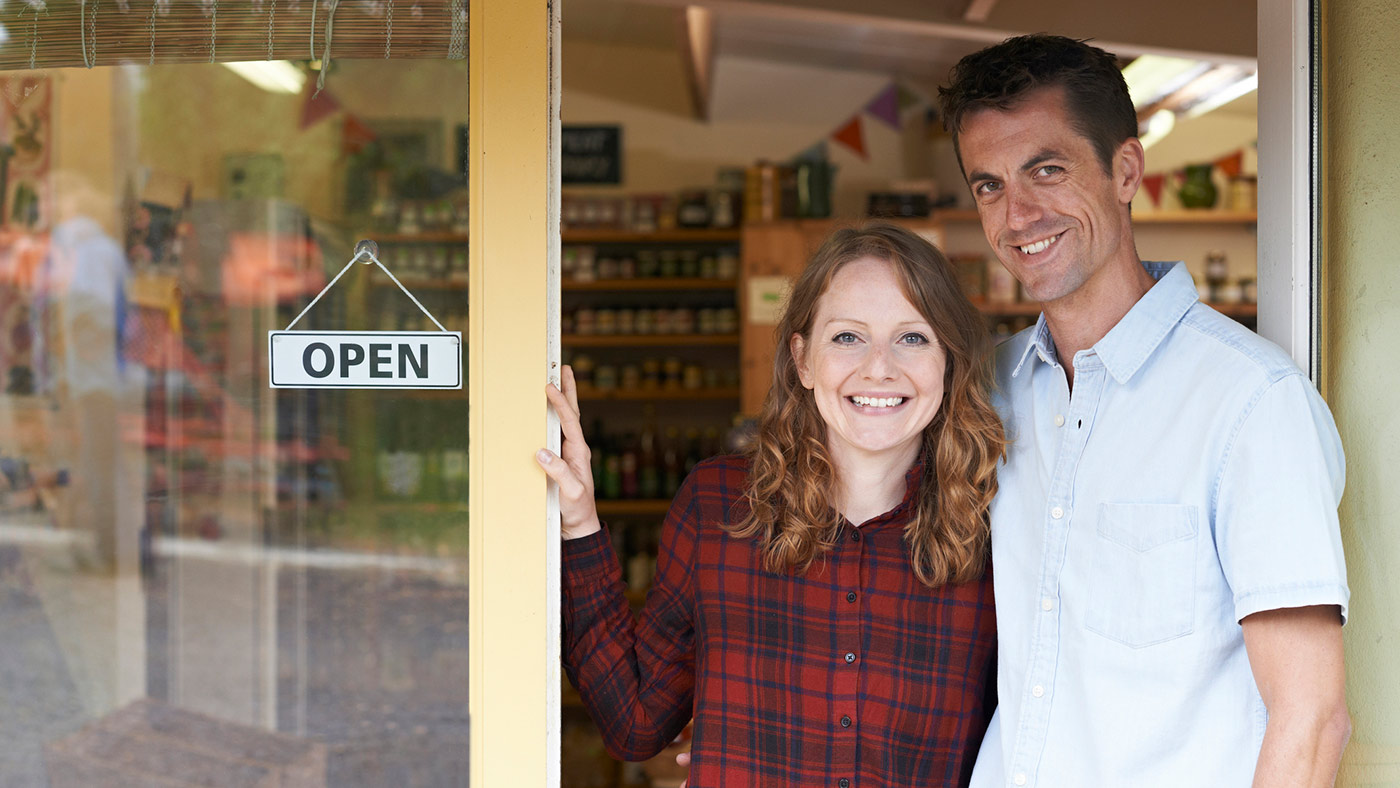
top-left (596, 499), bottom-right (672, 516)
top-left (563, 333), bottom-right (739, 348)
top-left (563, 277), bottom-right (737, 292)
top-left (576, 386), bottom-right (739, 401)
top-left (370, 277), bottom-right (468, 290)
top-left (562, 228), bottom-right (742, 244)
top-left (365, 232), bottom-right (469, 244)
top-left (931, 209), bottom-right (1257, 224)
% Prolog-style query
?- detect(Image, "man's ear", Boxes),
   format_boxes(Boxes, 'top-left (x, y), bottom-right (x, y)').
top-left (791, 333), bottom-right (814, 389)
top-left (1116, 137), bottom-right (1146, 205)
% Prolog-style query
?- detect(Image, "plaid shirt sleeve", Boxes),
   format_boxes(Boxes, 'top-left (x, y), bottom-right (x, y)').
top-left (562, 472), bottom-right (700, 761)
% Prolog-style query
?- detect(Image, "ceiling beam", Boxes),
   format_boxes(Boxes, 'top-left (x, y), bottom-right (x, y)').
top-left (961, 0), bottom-right (999, 23)
top-left (677, 5), bottom-right (719, 121)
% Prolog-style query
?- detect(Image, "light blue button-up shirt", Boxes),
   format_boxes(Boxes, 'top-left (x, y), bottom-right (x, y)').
top-left (971, 262), bottom-right (1348, 788)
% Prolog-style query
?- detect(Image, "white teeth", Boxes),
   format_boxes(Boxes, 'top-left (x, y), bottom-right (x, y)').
top-left (1019, 233), bottom-right (1061, 255)
top-left (851, 396), bottom-right (905, 408)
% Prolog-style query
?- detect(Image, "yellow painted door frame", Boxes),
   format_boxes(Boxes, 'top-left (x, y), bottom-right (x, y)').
top-left (469, 0), bottom-right (562, 785)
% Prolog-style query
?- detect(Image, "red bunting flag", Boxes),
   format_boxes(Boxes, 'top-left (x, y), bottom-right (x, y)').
top-left (342, 115), bottom-right (377, 155)
top-left (1215, 150), bottom-right (1244, 179)
top-left (299, 84), bottom-right (341, 130)
top-left (831, 115), bottom-right (867, 159)
top-left (1142, 173), bottom-right (1165, 207)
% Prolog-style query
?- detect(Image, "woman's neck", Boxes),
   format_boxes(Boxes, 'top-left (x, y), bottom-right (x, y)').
top-left (830, 439), bottom-right (922, 527)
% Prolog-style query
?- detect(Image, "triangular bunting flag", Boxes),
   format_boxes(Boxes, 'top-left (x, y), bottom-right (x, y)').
top-left (831, 115), bottom-right (867, 159)
top-left (792, 140), bottom-right (829, 164)
top-left (1142, 174), bottom-right (1165, 208)
top-left (865, 83), bottom-right (901, 130)
top-left (299, 84), bottom-right (341, 130)
top-left (342, 114), bottom-right (377, 155)
top-left (896, 83), bottom-right (923, 112)
top-left (1215, 150), bottom-right (1244, 179)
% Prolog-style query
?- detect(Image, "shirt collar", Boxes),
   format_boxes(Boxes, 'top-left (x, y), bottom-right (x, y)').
top-left (1010, 261), bottom-right (1197, 384)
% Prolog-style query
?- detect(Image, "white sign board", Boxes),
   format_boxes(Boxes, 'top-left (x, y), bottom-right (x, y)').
top-left (269, 331), bottom-right (462, 389)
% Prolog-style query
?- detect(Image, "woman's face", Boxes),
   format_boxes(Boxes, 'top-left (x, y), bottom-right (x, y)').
top-left (792, 256), bottom-right (947, 470)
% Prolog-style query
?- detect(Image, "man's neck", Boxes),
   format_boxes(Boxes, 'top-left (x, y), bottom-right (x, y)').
top-left (1042, 257), bottom-right (1156, 389)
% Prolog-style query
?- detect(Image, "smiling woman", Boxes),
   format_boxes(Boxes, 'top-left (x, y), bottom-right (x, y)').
top-left (545, 222), bottom-right (1005, 787)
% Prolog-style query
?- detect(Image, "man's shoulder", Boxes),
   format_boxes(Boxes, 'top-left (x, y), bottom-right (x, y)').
top-left (1173, 302), bottom-right (1304, 386)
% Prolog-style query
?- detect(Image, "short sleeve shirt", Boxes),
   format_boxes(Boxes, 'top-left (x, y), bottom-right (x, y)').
top-left (971, 262), bottom-right (1349, 788)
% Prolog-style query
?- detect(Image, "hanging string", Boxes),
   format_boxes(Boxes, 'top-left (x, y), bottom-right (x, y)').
top-left (79, 0), bottom-right (98, 68)
top-left (24, 1), bottom-right (47, 72)
top-left (207, 0), bottom-right (217, 63)
top-left (312, 0), bottom-right (339, 98)
top-left (384, 0), bottom-right (393, 60)
top-left (447, 0), bottom-right (465, 60)
top-left (308, 0), bottom-right (317, 60)
top-left (267, 0), bottom-right (276, 60)
top-left (148, 1), bottom-right (156, 65)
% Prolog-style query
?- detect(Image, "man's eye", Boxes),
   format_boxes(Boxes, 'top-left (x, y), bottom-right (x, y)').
top-left (975, 181), bottom-right (1001, 195)
top-left (832, 332), bottom-right (859, 344)
top-left (1035, 165), bottom-right (1063, 177)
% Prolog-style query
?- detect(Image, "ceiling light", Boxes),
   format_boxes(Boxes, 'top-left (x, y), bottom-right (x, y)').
top-left (1122, 55), bottom-right (1210, 110)
top-left (1139, 109), bottom-right (1176, 151)
top-left (1183, 72), bottom-right (1258, 118)
top-left (223, 61), bottom-right (307, 94)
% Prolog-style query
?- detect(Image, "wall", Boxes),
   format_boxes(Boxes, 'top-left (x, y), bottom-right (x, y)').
top-left (1323, 1), bottom-right (1400, 784)
top-left (562, 40), bottom-right (925, 217)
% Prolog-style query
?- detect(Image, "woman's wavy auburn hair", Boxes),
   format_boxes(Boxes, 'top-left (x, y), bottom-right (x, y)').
top-left (725, 222), bottom-right (1005, 587)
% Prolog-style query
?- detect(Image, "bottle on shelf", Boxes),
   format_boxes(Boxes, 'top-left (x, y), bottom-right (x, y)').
top-left (638, 407), bottom-right (661, 500)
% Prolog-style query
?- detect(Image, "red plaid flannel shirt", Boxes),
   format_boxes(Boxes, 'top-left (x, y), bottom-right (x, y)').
top-left (562, 454), bottom-right (997, 787)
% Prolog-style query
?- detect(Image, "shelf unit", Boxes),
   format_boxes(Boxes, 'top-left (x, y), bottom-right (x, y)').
top-left (562, 228), bottom-right (741, 244)
top-left (563, 333), bottom-right (739, 348)
top-left (563, 277), bottom-right (736, 292)
top-left (576, 385), bottom-right (740, 402)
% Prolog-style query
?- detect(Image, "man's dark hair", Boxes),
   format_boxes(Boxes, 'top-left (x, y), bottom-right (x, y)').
top-left (937, 34), bottom-right (1138, 176)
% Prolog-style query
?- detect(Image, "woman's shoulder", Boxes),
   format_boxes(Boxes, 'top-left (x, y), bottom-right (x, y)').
top-left (679, 453), bottom-right (752, 525)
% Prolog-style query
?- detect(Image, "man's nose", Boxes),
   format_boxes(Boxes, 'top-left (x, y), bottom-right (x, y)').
top-left (1003, 182), bottom-right (1042, 231)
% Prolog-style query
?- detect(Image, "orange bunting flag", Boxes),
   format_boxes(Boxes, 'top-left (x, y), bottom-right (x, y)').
top-left (1142, 173), bottom-right (1165, 208)
top-left (342, 115), bottom-right (377, 155)
top-left (831, 115), bottom-right (868, 160)
top-left (1215, 150), bottom-right (1244, 179)
top-left (299, 84), bottom-right (341, 130)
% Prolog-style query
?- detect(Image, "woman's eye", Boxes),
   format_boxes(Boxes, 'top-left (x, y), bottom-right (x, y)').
top-left (899, 333), bottom-right (929, 345)
top-left (832, 331), bottom-right (859, 344)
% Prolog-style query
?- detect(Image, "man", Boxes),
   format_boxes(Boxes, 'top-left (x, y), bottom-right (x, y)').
top-left (938, 35), bottom-right (1351, 787)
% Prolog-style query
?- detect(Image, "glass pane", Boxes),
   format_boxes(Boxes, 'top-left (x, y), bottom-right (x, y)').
top-left (0, 58), bottom-right (469, 786)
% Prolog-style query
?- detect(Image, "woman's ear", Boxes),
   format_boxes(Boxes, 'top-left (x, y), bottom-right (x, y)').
top-left (791, 333), bottom-right (814, 389)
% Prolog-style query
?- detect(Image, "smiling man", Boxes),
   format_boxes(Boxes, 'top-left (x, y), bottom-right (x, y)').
top-left (938, 35), bottom-right (1351, 787)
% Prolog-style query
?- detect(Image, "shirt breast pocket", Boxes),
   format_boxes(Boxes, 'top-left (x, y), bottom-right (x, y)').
top-left (1084, 502), bottom-right (1198, 648)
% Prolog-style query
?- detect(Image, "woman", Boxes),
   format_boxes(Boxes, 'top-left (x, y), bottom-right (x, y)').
top-left (538, 223), bottom-right (1004, 787)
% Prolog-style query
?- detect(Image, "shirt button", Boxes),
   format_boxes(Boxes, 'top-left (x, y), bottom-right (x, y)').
top-left (840, 715), bottom-right (852, 728)
top-left (1041, 598), bottom-right (1054, 612)
top-left (845, 652), bottom-right (856, 664)
top-left (851, 530), bottom-right (861, 542)
top-left (846, 592), bottom-right (857, 603)
top-left (1054, 414), bottom-right (1065, 427)
top-left (1014, 774), bottom-right (1027, 786)
top-left (1050, 506), bottom-right (1065, 520)
top-left (839, 780), bottom-right (850, 788)
top-left (1032, 685), bottom-right (1045, 698)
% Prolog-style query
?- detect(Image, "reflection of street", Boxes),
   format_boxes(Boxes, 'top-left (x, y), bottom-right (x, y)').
top-left (0, 530), bottom-right (469, 787)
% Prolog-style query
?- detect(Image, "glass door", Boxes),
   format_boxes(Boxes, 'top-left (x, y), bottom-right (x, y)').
top-left (0, 2), bottom-right (559, 785)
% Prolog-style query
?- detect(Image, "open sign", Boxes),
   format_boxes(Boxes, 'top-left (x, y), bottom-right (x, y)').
top-left (269, 331), bottom-right (462, 389)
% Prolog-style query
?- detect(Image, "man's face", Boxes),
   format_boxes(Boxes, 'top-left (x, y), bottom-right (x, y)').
top-left (957, 86), bottom-right (1140, 305)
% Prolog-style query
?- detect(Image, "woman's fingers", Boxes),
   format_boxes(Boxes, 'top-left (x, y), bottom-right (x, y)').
top-left (562, 364), bottom-right (581, 414)
top-left (535, 448), bottom-right (583, 496)
top-left (545, 380), bottom-right (590, 461)
top-left (536, 448), bottom-right (602, 539)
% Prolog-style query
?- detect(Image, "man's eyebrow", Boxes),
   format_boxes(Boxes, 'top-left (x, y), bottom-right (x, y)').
top-left (1022, 148), bottom-right (1064, 171)
top-left (966, 169), bottom-right (996, 184)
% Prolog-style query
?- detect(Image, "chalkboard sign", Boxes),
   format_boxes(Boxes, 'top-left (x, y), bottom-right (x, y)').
top-left (562, 125), bottom-right (622, 184)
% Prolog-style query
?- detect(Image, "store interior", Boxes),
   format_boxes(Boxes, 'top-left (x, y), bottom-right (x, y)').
top-left (557, 1), bottom-right (1259, 786)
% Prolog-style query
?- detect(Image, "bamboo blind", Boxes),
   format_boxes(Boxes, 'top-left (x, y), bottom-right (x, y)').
top-left (0, 0), bottom-right (466, 72)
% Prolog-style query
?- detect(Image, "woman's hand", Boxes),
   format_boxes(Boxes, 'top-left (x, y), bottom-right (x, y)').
top-left (538, 365), bottom-right (603, 540)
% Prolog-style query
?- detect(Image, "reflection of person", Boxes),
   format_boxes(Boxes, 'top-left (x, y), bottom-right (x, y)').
top-left (539, 224), bottom-right (1005, 786)
top-left (36, 175), bottom-right (130, 571)
top-left (934, 35), bottom-right (1351, 787)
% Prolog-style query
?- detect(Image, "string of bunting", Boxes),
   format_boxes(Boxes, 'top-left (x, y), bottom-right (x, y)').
top-left (796, 80), bottom-right (926, 162)
top-left (1141, 149), bottom-right (1247, 208)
